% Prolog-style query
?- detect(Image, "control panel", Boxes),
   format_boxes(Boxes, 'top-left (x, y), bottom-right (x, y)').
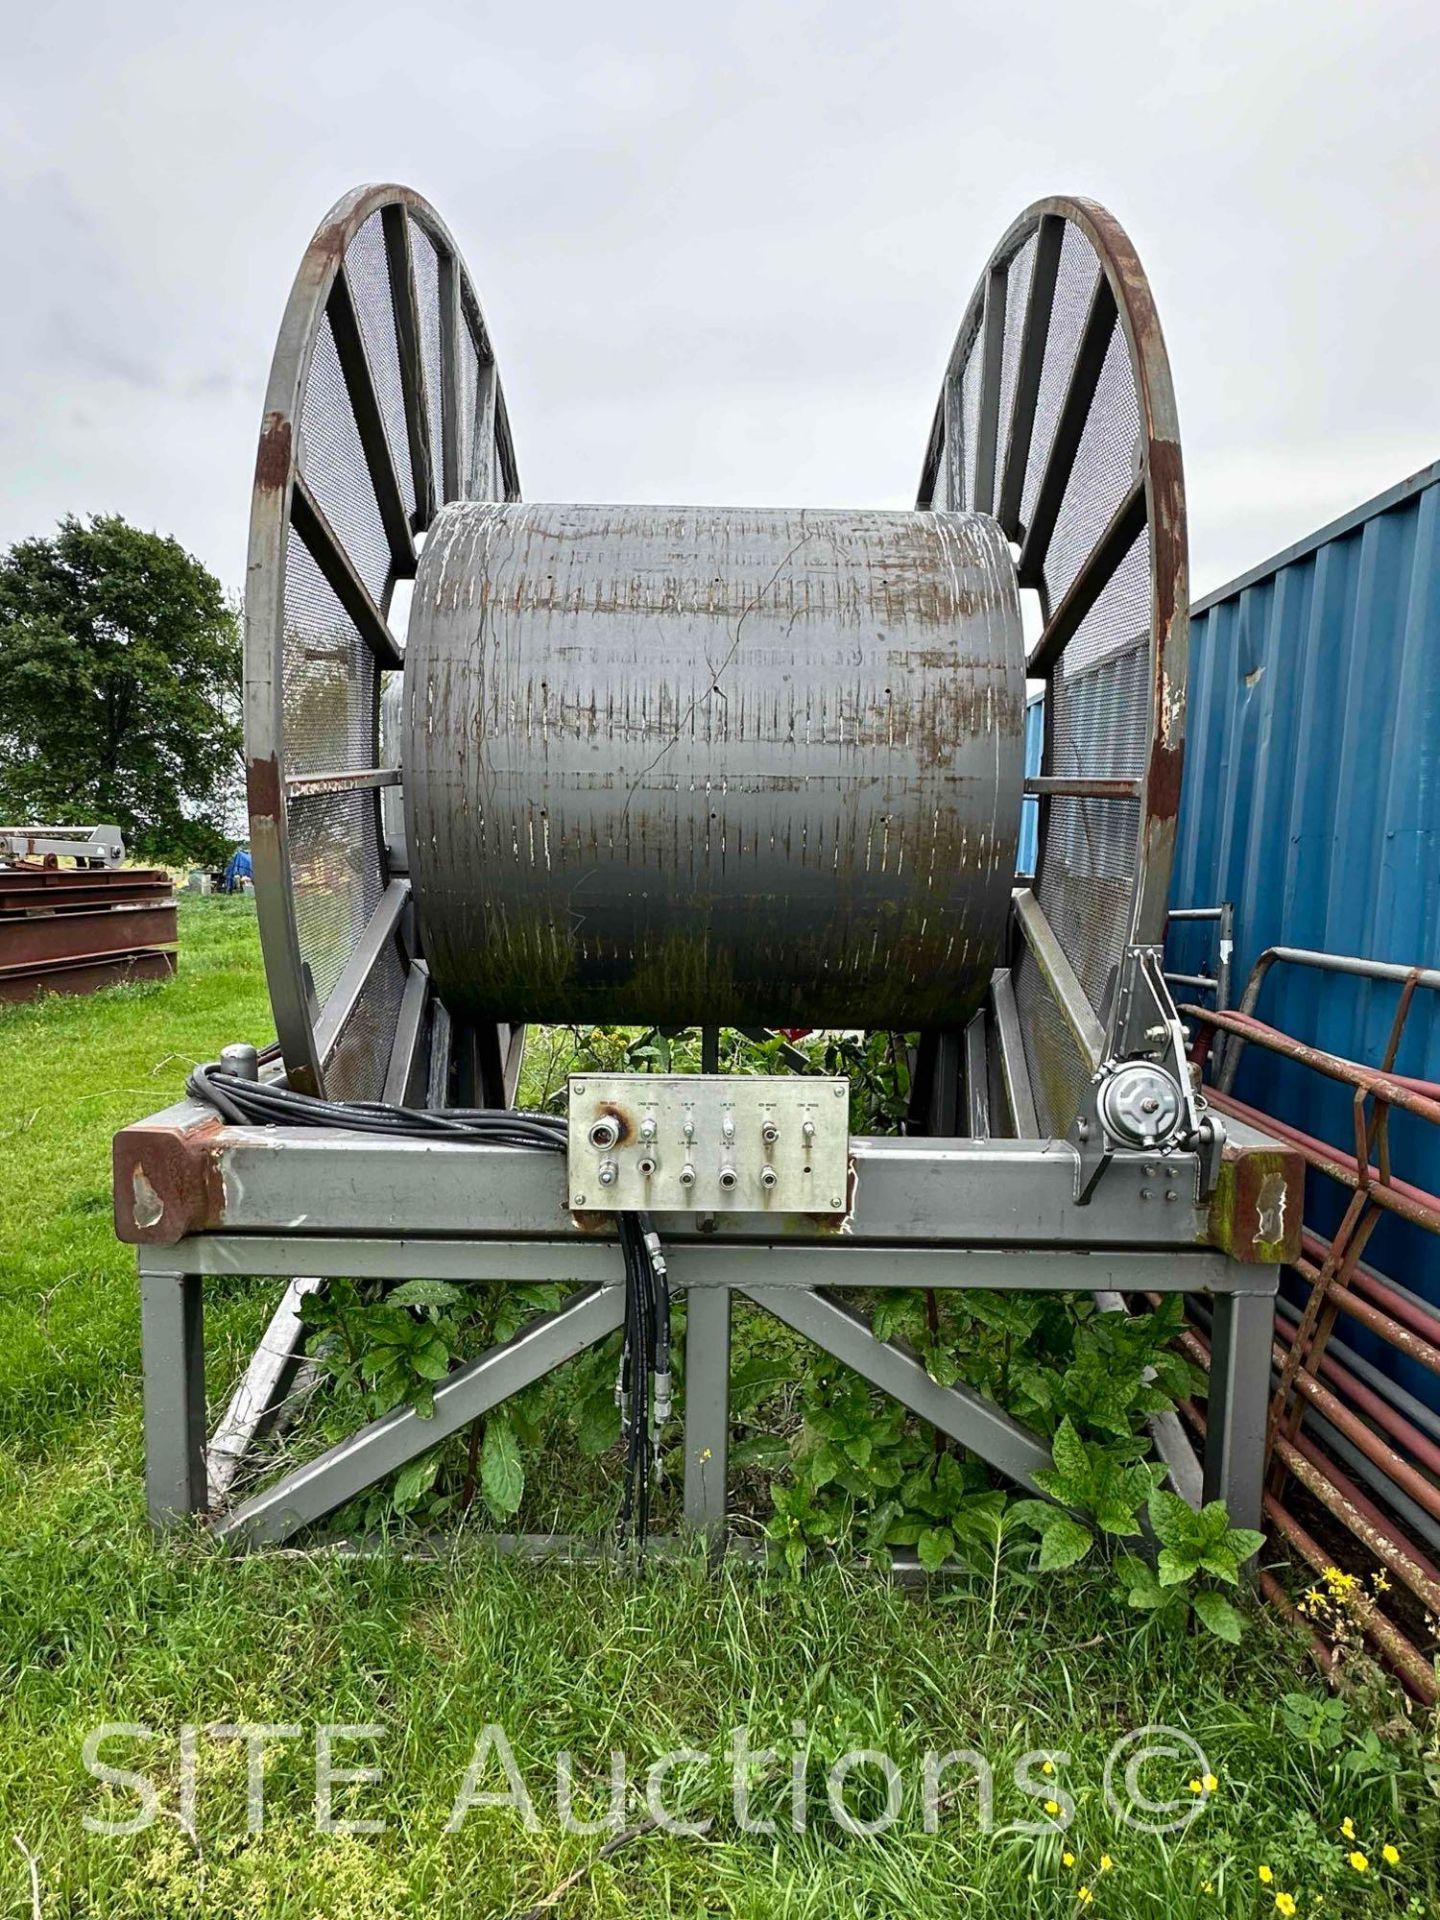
top-left (566, 1075), bottom-right (851, 1213)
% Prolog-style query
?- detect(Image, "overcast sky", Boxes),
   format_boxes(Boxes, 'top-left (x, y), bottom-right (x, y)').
top-left (2, 1), bottom-right (1436, 602)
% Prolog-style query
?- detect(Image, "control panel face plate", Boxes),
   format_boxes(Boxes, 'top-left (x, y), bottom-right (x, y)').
top-left (566, 1075), bottom-right (851, 1213)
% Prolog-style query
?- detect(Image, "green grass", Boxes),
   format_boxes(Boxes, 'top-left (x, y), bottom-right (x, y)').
top-left (0, 899), bottom-right (1435, 1917)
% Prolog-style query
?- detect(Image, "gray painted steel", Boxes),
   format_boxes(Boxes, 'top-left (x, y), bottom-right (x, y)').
top-left (682, 1285), bottom-right (731, 1548)
top-left (139, 1271), bottom-right (207, 1523)
top-left (140, 1235), bottom-right (1246, 1294)
top-left (187, 1126), bottom-right (1222, 1248)
top-left (213, 1284), bottom-right (625, 1545)
top-left (1201, 1289), bottom-right (1275, 1531)
top-left (404, 502), bottom-right (1024, 1030)
top-left (744, 1285), bottom-right (1052, 1492)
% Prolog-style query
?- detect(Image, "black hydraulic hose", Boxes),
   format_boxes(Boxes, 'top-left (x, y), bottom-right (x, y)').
top-left (186, 1060), bottom-right (671, 1546)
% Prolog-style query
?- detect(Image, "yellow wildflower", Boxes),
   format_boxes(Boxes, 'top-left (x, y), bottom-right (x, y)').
top-left (1201, 1884), bottom-right (1212, 1895)
top-left (1042, 1759), bottom-right (1055, 1775)
top-left (1274, 1896), bottom-right (1296, 1918)
top-left (1340, 1817), bottom-right (1355, 1840)
top-left (1099, 1854), bottom-right (1113, 1872)
top-left (1062, 1851), bottom-right (1076, 1868)
top-left (1372, 1570), bottom-right (1391, 1593)
top-left (1348, 1851), bottom-right (1369, 1873)
top-left (1077, 1889), bottom-right (1093, 1906)
top-left (1202, 1773), bottom-right (1218, 1792)
top-left (1044, 1799), bottom-right (1060, 1816)
top-left (1258, 1865), bottom-right (1274, 1884)
top-left (1382, 1843), bottom-right (1400, 1866)
top-left (1188, 1777), bottom-right (1204, 1793)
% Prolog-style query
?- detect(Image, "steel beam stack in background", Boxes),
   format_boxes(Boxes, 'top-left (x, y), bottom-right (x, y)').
top-left (0, 857), bottom-right (177, 1003)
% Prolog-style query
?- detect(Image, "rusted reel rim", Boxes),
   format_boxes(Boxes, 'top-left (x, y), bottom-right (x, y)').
top-left (245, 183), bottom-right (519, 1094)
top-left (918, 194), bottom-right (1187, 1057)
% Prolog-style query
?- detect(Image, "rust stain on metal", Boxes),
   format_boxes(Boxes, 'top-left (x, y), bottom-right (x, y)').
top-left (246, 752), bottom-right (283, 825)
top-left (570, 1208), bottom-right (618, 1236)
top-left (254, 413), bottom-right (293, 493)
top-left (1206, 1143), bottom-right (1303, 1263)
top-left (595, 1102), bottom-right (632, 1147)
top-left (113, 1114), bottom-right (226, 1245)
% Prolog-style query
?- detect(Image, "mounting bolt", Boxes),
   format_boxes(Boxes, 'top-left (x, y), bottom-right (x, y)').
top-left (833, 1085), bottom-right (846, 1098)
top-left (830, 1194), bottom-right (844, 1209)
top-left (573, 1194), bottom-right (586, 1207)
top-left (1165, 1189), bottom-right (1178, 1202)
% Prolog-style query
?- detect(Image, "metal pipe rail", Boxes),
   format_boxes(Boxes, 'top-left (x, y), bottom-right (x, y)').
top-left (1217, 945), bottom-right (1440, 1097)
top-left (1167, 943), bottom-right (1440, 1696)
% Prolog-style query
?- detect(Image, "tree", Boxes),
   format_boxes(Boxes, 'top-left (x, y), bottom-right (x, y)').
top-left (0, 514), bottom-right (242, 865)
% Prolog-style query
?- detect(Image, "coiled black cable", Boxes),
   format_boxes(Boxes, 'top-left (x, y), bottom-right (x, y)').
top-left (186, 1061), bottom-right (668, 1545)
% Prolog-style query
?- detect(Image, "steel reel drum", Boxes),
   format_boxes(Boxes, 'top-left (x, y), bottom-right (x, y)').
top-left (246, 187), bottom-right (1185, 1134)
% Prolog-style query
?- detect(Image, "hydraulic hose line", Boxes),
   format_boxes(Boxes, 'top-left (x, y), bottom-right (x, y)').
top-left (187, 1062), bottom-right (669, 1545)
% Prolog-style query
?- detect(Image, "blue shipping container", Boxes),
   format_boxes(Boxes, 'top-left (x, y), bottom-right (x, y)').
top-left (1168, 459), bottom-right (1440, 1406)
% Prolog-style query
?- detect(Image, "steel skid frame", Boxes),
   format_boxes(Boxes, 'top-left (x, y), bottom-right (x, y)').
top-left (117, 1097), bottom-right (1298, 1554)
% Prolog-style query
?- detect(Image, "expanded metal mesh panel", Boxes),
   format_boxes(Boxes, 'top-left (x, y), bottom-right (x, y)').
top-left (280, 529), bottom-right (379, 776)
top-left (297, 315), bottom-right (393, 611)
top-left (281, 519), bottom-right (384, 1027)
top-left (345, 211), bottom-right (418, 523)
top-left (284, 786), bottom-right (384, 1012)
top-left (1020, 223), bottom-right (1099, 532)
top-left (410, 221), bottom-right (447, 495)
top-left (1062, 526), bottom-right (1151, 682)
top-left (1038, 624), bottom-right (1149, 1028)
top-left (990, 232), bottom-right (1036, 507)
top-left (467, 358), bottom-right (494, 499)
top-left (1053, 622), bottom-right (1150, 770)
top-left (1037, 796), bottom-right (1142, 1026)
top-left (1014, 948), bottom-right (1092, 1137)
top-left (958, 336), bottom-right (983, 511)
top-left (1042, 324), bottom-right (1141, 609)
top-left (457, 325), bottom-right (480, 497)
top-left (324, 933), bottom-right (407, 1102)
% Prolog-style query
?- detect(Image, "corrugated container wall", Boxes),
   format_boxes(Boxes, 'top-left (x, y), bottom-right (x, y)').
top-left (1167, 459), bottom-right (1440, 1407)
